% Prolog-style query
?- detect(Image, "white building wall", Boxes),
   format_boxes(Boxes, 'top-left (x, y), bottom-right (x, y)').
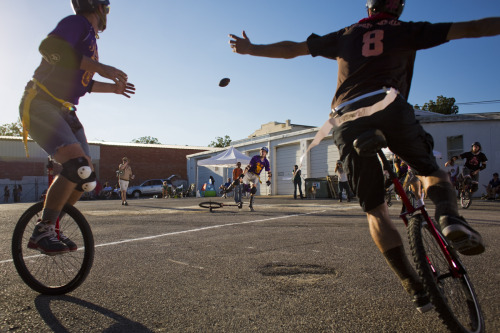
top-left (187, 113), bottom-right (500, 197)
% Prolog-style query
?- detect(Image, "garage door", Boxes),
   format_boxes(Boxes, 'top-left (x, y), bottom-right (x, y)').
top-left (276, 144), bottom-right (301, 195)
top-left (309, 137), bottom-right (339, 178)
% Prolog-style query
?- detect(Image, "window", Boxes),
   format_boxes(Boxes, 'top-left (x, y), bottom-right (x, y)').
top-left (447, 135), bottom-right (463, 161)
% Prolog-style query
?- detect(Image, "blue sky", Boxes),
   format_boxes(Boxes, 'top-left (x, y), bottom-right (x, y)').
top-left (1, 1), bottom-right (499, 147)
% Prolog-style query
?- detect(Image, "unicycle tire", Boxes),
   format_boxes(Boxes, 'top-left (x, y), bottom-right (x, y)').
top-left (199, 201), bottom-right (223, 212)
top-left (408, 214), bottom-right (484, 333)
top-left (12, 202), bottom-right (95, 295)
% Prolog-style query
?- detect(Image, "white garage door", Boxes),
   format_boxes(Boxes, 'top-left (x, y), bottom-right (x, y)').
top-left (309, 137), bottom-right (339, 178)
top-left (276, 144), bottom-right (301, 195)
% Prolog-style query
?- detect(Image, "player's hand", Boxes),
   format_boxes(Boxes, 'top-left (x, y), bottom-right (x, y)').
top-left (98, 64), bottom-right (129, 85)
top-left (229, 31), bottom-right (252, 54)
top-left (239, 174), bottom-right (245, 179)
top-left (266, 180), bottom-right (271, 186)
top-left (115, 82), bottom-right (136, 98)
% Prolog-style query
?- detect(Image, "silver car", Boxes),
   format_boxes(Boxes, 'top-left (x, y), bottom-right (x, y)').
top-left (127, 179), bottom-right (165, 198)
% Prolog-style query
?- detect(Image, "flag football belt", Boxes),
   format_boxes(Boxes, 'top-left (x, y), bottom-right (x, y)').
top-left (22, 78), bottom-right (76, 157)
top-left (298, 87), bottom-right (400, 169)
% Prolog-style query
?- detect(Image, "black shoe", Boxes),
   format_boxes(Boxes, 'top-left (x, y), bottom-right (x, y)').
top-left (28, 222), bottom-right (69, 255)
top-left (439, 216), bottom-right (485, 255)
top-left (412, 291), bottom-right (434, 313)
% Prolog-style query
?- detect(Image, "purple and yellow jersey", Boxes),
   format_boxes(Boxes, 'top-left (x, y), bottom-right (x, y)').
top-left (248, 155), bottom-right (270, 176)
top-left (307, 18), bottom-right (452, 110)
top-left (32, 15), bottom-right (98, 105)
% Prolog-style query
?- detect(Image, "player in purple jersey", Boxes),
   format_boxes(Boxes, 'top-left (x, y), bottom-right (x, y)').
top-left (19, 0), bottom-right (135, 254)
top-left (229, 0), bottom-right (500, 312)
top-left (241, 147), bottom-right (272, 211)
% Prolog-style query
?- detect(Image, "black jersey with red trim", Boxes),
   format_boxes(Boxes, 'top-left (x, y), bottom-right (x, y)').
top-left (307, 18), bottom-right (452, 110)
top-left (460, 151), bottom-right (488, 172)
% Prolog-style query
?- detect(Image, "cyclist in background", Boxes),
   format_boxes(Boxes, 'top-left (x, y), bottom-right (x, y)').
top-left (20, 0), bottom-right (135, 254)
top-left (445, 142), bottom-right (487, 194)
top-left (229, 0), bottom-right (497, 312)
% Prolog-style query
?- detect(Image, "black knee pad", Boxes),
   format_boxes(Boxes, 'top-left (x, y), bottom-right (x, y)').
top-left (61, 157), bottom-right (96, 192)
top-left (76, 171), bottom-right (97, 192)
top-left (250, 187), bottom-right (257, 195)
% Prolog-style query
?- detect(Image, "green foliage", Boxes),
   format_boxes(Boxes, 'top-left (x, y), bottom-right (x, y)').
top-left (132, 136), bottom-right (161, 144)
top-left (209, 135), bottom-right (232, 148)
top-left (0, 120), bottom-right (23, 137)
top-left (414, 95), bottom-right (459, 115)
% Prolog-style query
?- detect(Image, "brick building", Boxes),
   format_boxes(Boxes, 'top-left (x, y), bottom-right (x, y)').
top-left (0, 136), bottom-right (214, 202)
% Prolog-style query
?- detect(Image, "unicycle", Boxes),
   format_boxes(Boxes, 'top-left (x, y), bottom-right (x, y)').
top-left (354, 129), bottom-right (484, 333)
top-left (199, 201), bottom-right (244, 212)
top-left (11, 159), bottom-right (95, 295)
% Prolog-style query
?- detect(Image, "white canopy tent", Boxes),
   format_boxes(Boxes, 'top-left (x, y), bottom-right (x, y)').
top-left (197, 146), bottom-right (251, 168)
top-left (196, 146), bottom-right (251, 192)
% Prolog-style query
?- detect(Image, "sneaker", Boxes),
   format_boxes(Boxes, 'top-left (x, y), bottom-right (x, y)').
top-left (439, 216), bottom-right (485, 255)
top-left (59, 231), bottom-right (78, 251)
top-left (249, 205), bottom-right (255, 212)
top-left (412, 291), bottom-right (434, 313)
top-left (238, 202), bottom-right (243, 209)
top-left (28, 222), bottom-right (69, 255)
top-left (124, 201), bottom-right (128, 206)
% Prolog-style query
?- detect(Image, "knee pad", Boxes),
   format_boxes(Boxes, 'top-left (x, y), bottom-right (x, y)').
top-left (61, 157), bottom-right (96, 192)
top-left (250, 187), bottom-right (257, 195)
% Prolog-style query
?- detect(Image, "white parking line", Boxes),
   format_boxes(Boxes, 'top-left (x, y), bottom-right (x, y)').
top-left (0, 209), bottom-right (329, 265)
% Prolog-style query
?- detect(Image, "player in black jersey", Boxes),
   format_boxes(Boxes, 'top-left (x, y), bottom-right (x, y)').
top-left (229, 0), bottom-right (499, 312)
top-left (445, 142), bottom-right (488, 194)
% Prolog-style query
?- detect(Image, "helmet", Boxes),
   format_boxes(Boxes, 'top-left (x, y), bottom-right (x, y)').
top-left (366, 0), bottom-right (405, 18)
top-left (71, 0), bottom-right (110, 14)
top-left (471, 142), bottom-right (482, 150)
top-left (261, 147), bottom-right (269, 153)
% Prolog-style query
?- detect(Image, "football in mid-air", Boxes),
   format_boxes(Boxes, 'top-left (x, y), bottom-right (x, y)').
top-left (219, 78), bottom-right (230, 87)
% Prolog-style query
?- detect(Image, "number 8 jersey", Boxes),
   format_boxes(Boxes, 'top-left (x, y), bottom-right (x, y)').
top-left (306, 15), bottom-right (452, 111)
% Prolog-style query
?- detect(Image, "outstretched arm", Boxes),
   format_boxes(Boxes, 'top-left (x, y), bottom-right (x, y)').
top-left (229, 31), bottom-right (309, 59)
top-left (447, 17), bottom-right (500, 40)
top-left (81, 56), bottom-right (135, 97)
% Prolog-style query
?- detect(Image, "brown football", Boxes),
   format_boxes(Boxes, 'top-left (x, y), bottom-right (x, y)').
top-left (219, 78), bottom-right (230, 87)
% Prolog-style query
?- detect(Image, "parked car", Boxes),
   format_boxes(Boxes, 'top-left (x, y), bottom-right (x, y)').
top-left (127, 179), bottom-right (165, 198)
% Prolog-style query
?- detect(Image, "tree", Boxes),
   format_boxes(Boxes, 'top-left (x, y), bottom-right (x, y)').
top-left (0, 120), bottom-right (23, 137)
top-left (209, 135), bottom-right (232, 148)
top-left (132, 136), bottom-right (161, 144)
top-left (414, 95), bottom-right (459, 115)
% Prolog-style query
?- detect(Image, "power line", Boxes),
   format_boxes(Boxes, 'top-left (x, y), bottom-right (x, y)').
top-left (456, 100), bottom-right (500, 106)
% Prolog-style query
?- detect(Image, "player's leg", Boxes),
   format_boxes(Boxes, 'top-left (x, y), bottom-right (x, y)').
top-left (384, 102), bottom-right (484, 256)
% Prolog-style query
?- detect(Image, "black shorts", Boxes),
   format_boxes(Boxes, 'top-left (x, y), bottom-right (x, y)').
top-left (333, 96), bottom-right (439, 212)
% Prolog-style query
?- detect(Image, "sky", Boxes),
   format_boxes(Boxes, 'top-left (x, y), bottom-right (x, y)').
top-left (1, 1), bottom-right (499, 147)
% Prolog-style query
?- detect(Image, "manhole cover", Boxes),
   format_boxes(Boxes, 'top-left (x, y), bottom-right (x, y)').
top-left (258, 263), bottom-right (336, 278)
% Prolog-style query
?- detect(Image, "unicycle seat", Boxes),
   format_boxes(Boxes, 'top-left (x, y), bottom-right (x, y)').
top-left (353, 129), bottom-right (387, 156)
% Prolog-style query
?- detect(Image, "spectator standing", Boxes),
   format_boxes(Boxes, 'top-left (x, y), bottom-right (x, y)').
top-left (3, 186), bottom-right (10, 203)
top-left (13, 185), bottom-right (19, 203)
top-left (232, 162), bottom-right (244, 204)
top-left (117, 157), bottom-right (134, 206)
top-left (335, 161), bottom-right (351, 202)
top-left (292, 165), bottom-right (304, 199)
top-left (16, 185), bottom-right (23, 202)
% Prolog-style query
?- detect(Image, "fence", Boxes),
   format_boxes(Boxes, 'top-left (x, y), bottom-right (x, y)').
top-left (1, 177), bottom-right (48, 204)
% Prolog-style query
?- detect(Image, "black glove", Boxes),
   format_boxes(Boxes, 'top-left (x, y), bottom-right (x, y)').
top-left (266, 180), bottom-right (271, 186)
top-left (239, 174), bottom-right (244, 179)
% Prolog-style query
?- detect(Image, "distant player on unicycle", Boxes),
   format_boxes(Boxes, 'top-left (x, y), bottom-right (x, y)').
top-left (241, 147), bottom-right (272, 212)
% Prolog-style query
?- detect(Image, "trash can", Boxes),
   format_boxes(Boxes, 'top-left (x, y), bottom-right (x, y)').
top-left (304, 178), bottom-right (332, 198)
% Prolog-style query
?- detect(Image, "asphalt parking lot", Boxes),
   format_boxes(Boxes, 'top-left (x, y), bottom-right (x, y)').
top-left (0, 196), bottom-right (499, 332)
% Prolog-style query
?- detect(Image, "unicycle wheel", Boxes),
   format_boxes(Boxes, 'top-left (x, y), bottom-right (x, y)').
top-left (408, 214), bottom-right (484, 333)
top-left (12, 202), bottom-right (94, 295)
top-left (199, 201), bottom-right (223, 212)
